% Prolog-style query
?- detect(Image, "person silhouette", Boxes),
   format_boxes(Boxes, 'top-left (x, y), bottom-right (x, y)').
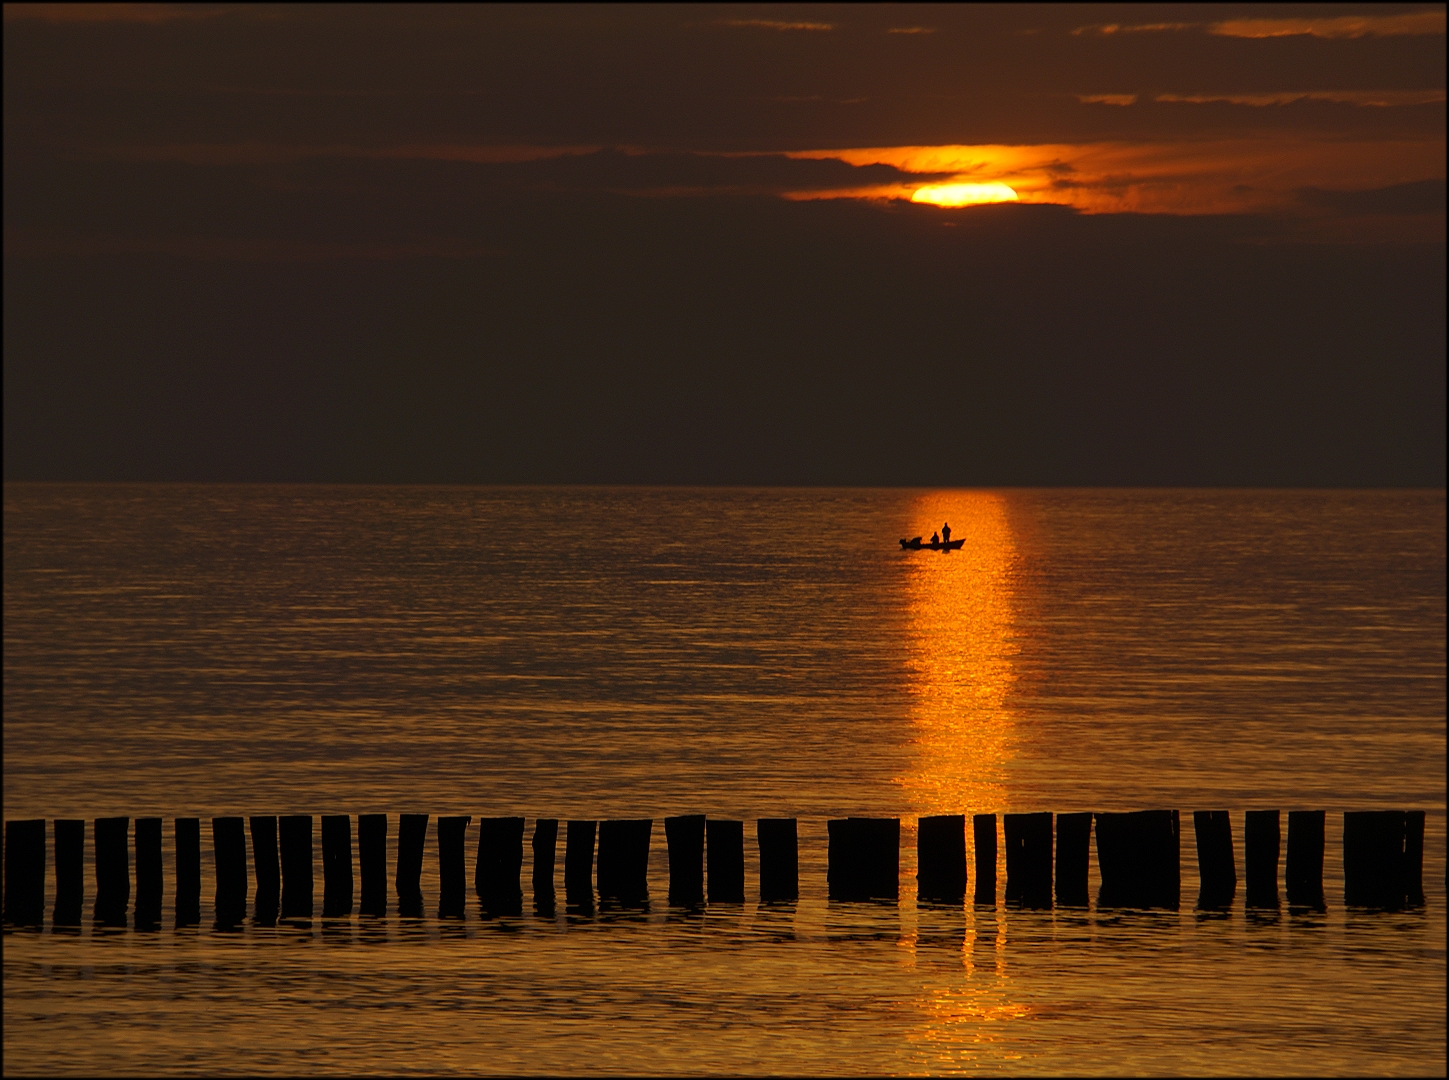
top-left (930, 531), bottom-right (940, 546)
top-left (942, 522), bottom-right (951, 544)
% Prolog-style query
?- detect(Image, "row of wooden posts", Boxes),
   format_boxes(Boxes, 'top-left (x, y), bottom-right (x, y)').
top-left (2, 809), bottom-right (1427, 929)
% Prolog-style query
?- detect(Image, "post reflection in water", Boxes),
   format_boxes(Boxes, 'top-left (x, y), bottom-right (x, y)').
top-left (897, 491), bottom-right (1023, 816)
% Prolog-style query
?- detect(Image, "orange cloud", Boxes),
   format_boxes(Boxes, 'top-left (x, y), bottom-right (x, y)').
top-left (1072, 22), bottom-right (1197, 36)
top-left (1156, 90), bottom-right (1447, 108)
top-left (887, 26), bottom-right (935, 35)
top-left (717, 18), bottom-right (834, 32)
top-left (1077, 94), bottom-right (1138, 106)
top-left (782, 140), bottom-right (1446, 217)
top-left (1210, 11), bottom-right (1447, 38)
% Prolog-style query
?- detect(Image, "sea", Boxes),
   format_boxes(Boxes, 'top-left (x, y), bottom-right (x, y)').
top-left (3, 485), bottom-right (1445, 1076)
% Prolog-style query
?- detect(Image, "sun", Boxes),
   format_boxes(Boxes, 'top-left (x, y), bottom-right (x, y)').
top-left (911, 182), bottom-right (1019, 207)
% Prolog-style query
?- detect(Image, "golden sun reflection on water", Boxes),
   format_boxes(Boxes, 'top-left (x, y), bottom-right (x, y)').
top-left (897, 492), bottom-right (1022, 815)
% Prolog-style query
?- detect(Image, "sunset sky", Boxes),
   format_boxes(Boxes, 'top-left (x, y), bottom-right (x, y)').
top-left (4, 3), bottom-right (1444, 484)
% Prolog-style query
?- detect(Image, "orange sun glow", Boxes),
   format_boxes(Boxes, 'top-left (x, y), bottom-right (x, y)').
top-left (911, 182), bottom-right (1020, 207)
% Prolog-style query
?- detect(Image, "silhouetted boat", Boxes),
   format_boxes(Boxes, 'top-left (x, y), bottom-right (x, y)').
top-left (899, 536), bottom-right (965, 551)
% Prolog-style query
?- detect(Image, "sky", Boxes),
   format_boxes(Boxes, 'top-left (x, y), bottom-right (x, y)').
top-left (4, 3), bottom-right (1445, 485)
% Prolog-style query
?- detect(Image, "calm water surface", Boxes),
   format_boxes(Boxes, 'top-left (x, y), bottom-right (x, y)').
top-left (4, 486), bottom-right (1445, 1075)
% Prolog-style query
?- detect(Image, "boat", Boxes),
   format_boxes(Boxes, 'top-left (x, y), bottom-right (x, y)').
top-left (899, 536), bottom-right (964, 551)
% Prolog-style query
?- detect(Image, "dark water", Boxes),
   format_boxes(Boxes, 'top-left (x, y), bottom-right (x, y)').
top-left (4, 485), bottom-right (1445, 1075)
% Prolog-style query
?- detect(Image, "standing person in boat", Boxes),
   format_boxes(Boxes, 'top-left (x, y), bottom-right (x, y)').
top-left (942, 522), bottom-right (951, 545)
top-left (930, 530), bottom-right (940, 546)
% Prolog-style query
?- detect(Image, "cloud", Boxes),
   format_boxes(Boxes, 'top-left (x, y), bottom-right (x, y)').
top-left (1072, 22), bottom-right (1198, 36)
top-left (717, 19), bottom-right (834, 32)
top-left (1156, 90), bottom-right (1447, 108)
top-left (887, 27), bottom-right (935, 35)
top-left (1072, 12), bottom-right (1447, 39)
top-left (1077, 94), bottom-right (1138, 106)
top-left (1210, 12), bottom-right (1447, 39)
top-left (783, 140), bottom-right (1447, 227)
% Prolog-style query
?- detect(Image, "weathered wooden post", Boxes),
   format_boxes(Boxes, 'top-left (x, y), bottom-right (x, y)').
top-left (396, 814), bottom-right (428, 917)
top-left (1054, 812), bottom-right (1092, 908)
top-left (1405, 810), bottom-right (1425, 906)
top-left (973, 814), bottom-right (997, 905)
top-left (321, 815), bottom-right (353, 917)
top-left (1096, 810), bottom-right (1179, 909)
top-left (1193, 810), bottom-right (1236, 910)
top-left (212, 816), bottom-right (247, 927)
top-left (134, 817), bottom-right (162, 929)
top-left (1285, 810), bottom-right (1325, 909)
top-left (437, 815), bottom-right (470, 918)
top-left (665, 815), bottom-right (705, 906)
top-left (1244, 809), bottom-right (1280, 908)
top-left (1343, 810), bottom-right (1411, 908)
top-left (249, 816), bottom-right (280, 925)
top-left (1004, 812), bottom-right (1053, 908)
top-left (54, 819), bottom-right (84, 926)
top-left (475, 817), bottom-right (525, 915)
top-left (707, 819), bottom-right (745, 903)
top-left (564, 820), bottom-right (596, 908)
top-left (917, 814), bottom-right (967, 903)
top-left (757, 818), bottom-right (798, 902)
top-left (358, 814), bottom-right (387, 916)
top-left (175, 818), bottom-right (201, 926)
top-left (279, 815), bottom-right (313, 920)
top-left (532, 819), bottom-right (558, 912)
top-left (597, 820), bottom-right (652, 904)
top-left (3, 819), bottom-right (45, 926)
top-left (92, 816), bottom-right (130, 926)
top-left (827, 817), bottom-right (898, 901)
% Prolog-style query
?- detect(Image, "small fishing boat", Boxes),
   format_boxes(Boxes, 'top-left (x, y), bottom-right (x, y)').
top-left (899, 536), bottom-right (965, 551)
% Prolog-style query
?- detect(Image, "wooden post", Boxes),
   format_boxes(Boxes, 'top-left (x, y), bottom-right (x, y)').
top-left (1054, 812), bottom-right (1092, 908)
top-left (54, 819), bottom-right (84, 926)
top-left (1285, 810), bottom-right (1325, 909)
top-left (1193, 810), bottom-right (1236, 910)
top-left (358, 814), bottom-right (387, 917)
top-left (475, 817), bottom-right (525, 915)
top-left (707, 819), bottom-right (745, 904)
top-left (1343, 810), bottom-right (1407, 908)
top-left (279, 815), bottom-right (313, 920)
top-left (134, 817), bottom-right (162, 929)
top-left (532, 819), bottom-right (558, 912)
top-left (664, 815), bottom-right (705, 906)
top-left (396, 814), bottom-right (428, 917)
top-left (917, 815), bottom-right (967, 903)
top-left (212, 816), bottom-right (247, 927)
top-left (437, 815), bottom-right (470, 918)
top-left (1405, 810), bottom-right (1425, 906)
top-left (564, 820), bottom-right (596, 908)
top-left (757, 818), bottom-right (798, 902)
top-left (250, 817), bottom-right (280, 926)
top-left (827, 817), bottom-right (898, 901)
top-left (1096, 810), bottom-right (1179, 909)
top-left (94, 816), bottom-right (130, 926)
top-left (973, 814), bottom-right (997, 905)
top-left (1004, 812), bottom-right (1053, 908)
top-left (597, 819), bottom-right (652, 904)
top-left (321, 815), bottom-right (353, 917)
top-left (1244, 810), bottom-right (1280, 908)
top-left (3, 819), bottom-right (45, 926)
top-left (175, 818), bottom-right (200, 926)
